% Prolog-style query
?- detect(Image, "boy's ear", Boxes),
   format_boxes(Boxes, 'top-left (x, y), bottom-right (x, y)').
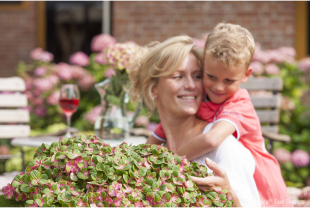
top-left (241, 67), bottom-right (252, 83)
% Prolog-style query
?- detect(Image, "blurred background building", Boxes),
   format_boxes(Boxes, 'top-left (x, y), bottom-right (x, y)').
top-left (0, 1), bottom-right (308, 77)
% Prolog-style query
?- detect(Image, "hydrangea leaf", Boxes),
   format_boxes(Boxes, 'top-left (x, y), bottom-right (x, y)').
top-left (139, 167), bottom-right (147, 177)
top-left (30, 170), bottom-right (41, 181)
top-left (20, 184), bottom-right (30, 193)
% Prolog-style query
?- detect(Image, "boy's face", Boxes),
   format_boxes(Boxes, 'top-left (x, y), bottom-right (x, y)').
top-left (203, 56), bottom-right (252, 104)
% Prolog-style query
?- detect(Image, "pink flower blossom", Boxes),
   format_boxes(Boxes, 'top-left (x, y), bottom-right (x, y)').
top-left (25, 91), bottom-right (33, 101)
top-left (250, 61), bottom-right (263, 75)
top-left (84, 105), bottom-right (102, 125)
top-left (30, 48), bottom-right (53, 62)
top-left (25, 77), bottom-right (32, 90)
top-left (95, 52), bottom-right (108, 64)
top-left (47, 91), bottom-right (60, 105)
top-left (298, 58), bottom-right (310, 71)
top-left (91, 34), bottom-right (116, 52)
top-left (32, 97), bottom-right (44, 106)
top-left (70, 51), bottom-right (90, 66)
top-left (35, 106), bottom-right (47, 117)
top-left (265, 64), bottom-right (280, 75)
top-left (34, 88), bottom-right (41, 96)
top-left (78, 75), bottom-right (95, 90)
top-left (278, 47), bottom-right (296, 59)
top-left (33, 78), bottom-right (53, 92)
top-left (135, 115), bottom-right (150, 128)
top-left (47, 75), bottom-right (59, 85)
top-left (274, 148), bottom-right (291, 163)
top-left (104, 68), bottom-right (116, 78)
top-left (54, 63), bottom-right (73, 80)
top-left (2, 183), bottom-right (15, 199)
top-left (252, 44), bottom-right (270, 64)
top-left (291, 150), bottom-right (310, 167)
top-left (34, 67), bottom-right (47, 76)
top-left (71, 66), bottom-right (88, 79)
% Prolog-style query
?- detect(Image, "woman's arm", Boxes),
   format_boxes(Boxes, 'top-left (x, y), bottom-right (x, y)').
top-left (146, 135), bottom-right (163, 145)
top-left (191, 158), bottom-right (242, 207)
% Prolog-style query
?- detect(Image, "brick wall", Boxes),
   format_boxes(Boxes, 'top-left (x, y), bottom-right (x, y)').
top-left (112, 1), bottom-right (296, 50)
top-left (0, 2), bottom-right (37, 77)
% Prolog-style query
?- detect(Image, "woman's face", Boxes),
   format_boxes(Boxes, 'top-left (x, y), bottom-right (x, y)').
top-left (153, 53), bottom-right (203, 116)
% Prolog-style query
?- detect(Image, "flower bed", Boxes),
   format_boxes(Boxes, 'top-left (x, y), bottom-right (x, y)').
top-left (0, 135), bottom-right (233, 207)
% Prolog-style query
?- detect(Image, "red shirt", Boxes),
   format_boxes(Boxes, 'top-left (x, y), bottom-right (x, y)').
top-left (154, 88), bottom-right (291, 207)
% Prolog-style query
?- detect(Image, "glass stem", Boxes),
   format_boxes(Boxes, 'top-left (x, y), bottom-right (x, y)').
top-left (66, 115), bottom-right (71, 137)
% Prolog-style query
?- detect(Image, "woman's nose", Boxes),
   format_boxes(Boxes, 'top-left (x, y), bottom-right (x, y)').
top-left (184, 77), bottom-right (195, 90)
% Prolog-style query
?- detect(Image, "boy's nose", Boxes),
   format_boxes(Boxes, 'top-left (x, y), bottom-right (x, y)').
top-left (214, 82), bottom-right (225, 92)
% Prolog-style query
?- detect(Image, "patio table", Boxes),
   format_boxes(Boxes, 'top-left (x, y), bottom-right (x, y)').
top-left (11, 135), bottom-right (147, 147)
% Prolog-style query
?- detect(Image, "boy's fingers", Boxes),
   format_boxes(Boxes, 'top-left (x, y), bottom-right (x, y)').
top-left (205, 158), bottom-right (225, 177)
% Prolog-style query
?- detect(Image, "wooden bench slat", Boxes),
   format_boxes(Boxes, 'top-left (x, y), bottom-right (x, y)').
top-left (0, 125), bottom-right (30, 138)
top-left (261, 126), bottom-right (279, 134)
top-left (262, 130), bottom-right (291, 142)
top-left (256, 110), bottom-right (280, 123)
top-left (0, 94), bottom-right (28, 107)
top-left (250, 94), bottom-right (281, 108)
top-left (0, 110), bottom-right (30, 123)
top-left (0, 77), bottom-right (26, 91)
top-left (241, 77), bottom-right (283, 91)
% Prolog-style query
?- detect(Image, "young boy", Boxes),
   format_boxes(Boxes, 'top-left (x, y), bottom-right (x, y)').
top-left (150, 23), bottom-right (291, 207)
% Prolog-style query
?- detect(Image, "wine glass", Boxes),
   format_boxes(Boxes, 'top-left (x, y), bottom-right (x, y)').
top-left (59, 84), bottom-right (80, 137)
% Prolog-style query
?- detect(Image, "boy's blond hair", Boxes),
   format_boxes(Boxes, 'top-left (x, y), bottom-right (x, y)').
top-left (204, 23), bottom-right (255, 69)
top-left (128, 36), bottom-right (202, 114)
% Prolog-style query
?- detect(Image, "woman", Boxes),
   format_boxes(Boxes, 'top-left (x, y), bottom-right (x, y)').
top-left (128, 36), bottom-right (260, 207)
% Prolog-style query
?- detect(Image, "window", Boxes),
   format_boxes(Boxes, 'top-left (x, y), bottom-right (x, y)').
top-left (45, 1), bottom-right (104, 63)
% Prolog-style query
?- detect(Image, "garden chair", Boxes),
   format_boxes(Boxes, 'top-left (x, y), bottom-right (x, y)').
top-left (241, 77), bottom-right (291, 153)
top-left (0, 77), bottom-right (30, 170)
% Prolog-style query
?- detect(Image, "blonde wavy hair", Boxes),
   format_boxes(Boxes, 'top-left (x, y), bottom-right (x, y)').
top-left (204, 23), bottom-right (255, 69)
top-left (128, 36), bottom-right (202, 114)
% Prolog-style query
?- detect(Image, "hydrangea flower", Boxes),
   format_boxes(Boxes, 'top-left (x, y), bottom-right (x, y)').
top-left (273, 148), bottom-right (291, 164)
top-left (91, 34), bottom-right (116, 52)
top-left (70, 51), bottom-right (90, 66)
top-left (30, 48), bottom-right (53, 63)
top-left (291, 150), bottom-right (310, 168)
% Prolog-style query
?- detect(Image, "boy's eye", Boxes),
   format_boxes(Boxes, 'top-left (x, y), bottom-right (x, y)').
top-left (226, 79), bottom-right (235, 83)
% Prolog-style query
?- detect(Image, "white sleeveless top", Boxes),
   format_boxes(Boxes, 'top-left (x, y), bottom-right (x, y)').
top-left (192, 123), bottom-right (261, 207)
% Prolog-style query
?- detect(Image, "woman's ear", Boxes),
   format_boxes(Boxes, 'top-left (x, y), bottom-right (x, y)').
top-left (151, 85), bottom-right (158, 100)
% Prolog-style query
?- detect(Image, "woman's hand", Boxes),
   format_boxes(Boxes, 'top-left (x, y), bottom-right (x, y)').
top-left (191, 158), bottom-right (231, 191)
top-left (191, 158), bottom-right (242, 207)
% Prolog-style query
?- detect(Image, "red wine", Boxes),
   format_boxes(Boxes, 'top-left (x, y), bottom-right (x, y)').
top-left (59, 98), bottom-right (80, 116)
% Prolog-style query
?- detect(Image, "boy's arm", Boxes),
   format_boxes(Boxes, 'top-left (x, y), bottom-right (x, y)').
top-left (175, 121), bottom-right (236, 161)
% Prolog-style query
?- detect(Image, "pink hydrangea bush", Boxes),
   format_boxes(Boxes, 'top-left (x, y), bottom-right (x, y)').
top-left (291, 150), bottom-right (310, 168)
top-left (1, 135), bottom-right (234, 207)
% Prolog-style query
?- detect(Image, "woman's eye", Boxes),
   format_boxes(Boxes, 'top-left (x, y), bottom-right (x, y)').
top-left (173, 76), bottom-right (182, 79)
top-left (208, 75), bottom-right (215, 79)
top-left (194, 75), bottom-right (202, 79)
